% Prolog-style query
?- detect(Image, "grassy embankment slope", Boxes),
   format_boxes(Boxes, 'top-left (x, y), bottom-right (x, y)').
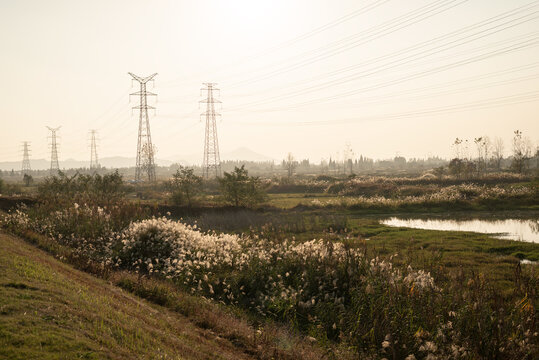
top-left (0, 231), bottom-right (256, 360)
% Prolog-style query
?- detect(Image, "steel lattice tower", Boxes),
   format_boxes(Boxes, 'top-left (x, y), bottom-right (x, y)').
top-left (200, 83), bottom-right (222, 179)
top-left (21, 141), bottom-right (31, 174)
top-left (129, 72), bottom-right (157, 182)
top-left (47, 126), bottom-right (60, 174)
top-left (89, 129), bottom-right (99, 169)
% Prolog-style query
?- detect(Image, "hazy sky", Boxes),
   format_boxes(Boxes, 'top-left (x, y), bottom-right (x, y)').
top-left (1, 0), bottom-right (538, 164)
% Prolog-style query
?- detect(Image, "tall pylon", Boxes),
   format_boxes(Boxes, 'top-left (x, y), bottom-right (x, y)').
top-left (200, 83), bottom-right (222, 179)
top-left (21, 141), bottom-right (31, 174)
top-left (129, 72), bottom-right (157, 182)
top-left (89, 129), bottom-right (99, 169)
top-left (47, 126), bottom-right (60, 175)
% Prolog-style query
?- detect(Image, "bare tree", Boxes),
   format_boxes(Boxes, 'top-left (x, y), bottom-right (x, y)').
top-left (463, 139), bottom-right (470, 160)
top-left (511, 130), bottom-right (532, 173)
top-left (141, 143), bottom-right (157, 180)
top-left (483, 136), bottom-right (491, 171)
top-left (474, 136), bottom-right (491, 174)
top-left (492, 137), bottom-right (504, 170)
top-left (474, 137), bottom-right (484, 174)
top-left (452, 138), bottom-right (463, 160)
top-left (283, 152), bottom-right (297, 180)
top-left (343, 142), bottom-right (354, 175)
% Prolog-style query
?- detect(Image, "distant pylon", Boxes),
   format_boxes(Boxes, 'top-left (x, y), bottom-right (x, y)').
top-left (89, 129), bottom-right (99, 169)
top-left (21, 141), bottom-right (31, 174)
top-left (129, 72), bottom-right (157, 182)
top-left (200, 83), bottom-right (222, 179)
top-left (47, 126), bottom-right (60, 174)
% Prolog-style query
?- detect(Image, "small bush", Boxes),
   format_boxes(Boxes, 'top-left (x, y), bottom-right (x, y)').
top-left (168, 166), bottom-right (202, 207)
top-left (38, 170), bottom-right (124, 208)
top-left (219, 165), bottom-right (267, 207)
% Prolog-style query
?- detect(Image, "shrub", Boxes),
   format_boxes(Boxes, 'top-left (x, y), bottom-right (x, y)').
top-left (23, 174), bottom-right (33, 187)
top-left (38, 170), bottom-right (124, 208)
top-left (168, 166), bottom-right (202, 207)
top-left (117, 217), bottom-right (244, 277)
top-left (219, 165), bottom-right (267, 207)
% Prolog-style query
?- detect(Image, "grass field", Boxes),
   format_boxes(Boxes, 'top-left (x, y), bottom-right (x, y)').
top-left (267, 193), bottom-right (341, 209)
top-left (349, 218), bottom-right (538, 293)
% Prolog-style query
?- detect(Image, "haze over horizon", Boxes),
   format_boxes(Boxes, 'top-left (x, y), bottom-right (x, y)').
top-left (0, 146), bottom-right (279, 171)
top-left (1, 0), bottom-right (538, 166)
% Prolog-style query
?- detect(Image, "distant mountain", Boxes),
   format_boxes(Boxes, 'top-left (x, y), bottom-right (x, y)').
top-left (62, 158), bottom-right (91, 169)
top-left (0, 147), bottom-right (269, 171)
top-left (161, 154), bottom-right (198, 166)
top-left (99, 156), bottom-right (174, 168)
top-left (221, 147), bottom-right (274, 162)
top-left (164, 147), bottom-right (274, 165)
top-left (0, 157), bottom-right (173, 171)
top-left (0, 159), bottom-right (50, 171)
top-left (99, 157), bottom-right (134, 169)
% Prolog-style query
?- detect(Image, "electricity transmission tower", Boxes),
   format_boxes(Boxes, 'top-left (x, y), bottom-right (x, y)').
top-left (89, 129), bottom-right (99, 169)
top-left (47, 126), bottom-right (60, 174)
top-left (129, 72), bottom-right (157, 182)
top-left (21, 141), bottom-right (31, 174)
top-left (200, 83), bottom-right (222, 179)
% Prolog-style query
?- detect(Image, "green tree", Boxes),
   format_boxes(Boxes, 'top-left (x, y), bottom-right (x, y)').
top-left (218, 165), bottom-right (267, 207)
top-left (23, 174), bottom-right (33, 187)
top-left (169, 166), bottom-right (202, 207)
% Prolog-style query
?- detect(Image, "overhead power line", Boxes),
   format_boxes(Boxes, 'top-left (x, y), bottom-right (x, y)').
top-left (160, 0), bottom-right (390, 87)
top-left (228, 3), bottom-right (539, 110)
top-left (231, 90), bottom-right (539, 127)
top-left (230, 33), bottom-right (539, 113)
top-left (228, 0), bottom-right (468, 88)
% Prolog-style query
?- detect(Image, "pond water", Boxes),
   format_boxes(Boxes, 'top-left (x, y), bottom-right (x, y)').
top-left (381, 217), bottom-right (539, 243)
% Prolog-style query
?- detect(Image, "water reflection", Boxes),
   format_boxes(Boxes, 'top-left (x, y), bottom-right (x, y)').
top-left (381, 218), bottom-right (539, 243)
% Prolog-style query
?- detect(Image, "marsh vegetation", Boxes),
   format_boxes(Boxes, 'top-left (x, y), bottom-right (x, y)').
top-left (1, 169), bottom-right (538, 359)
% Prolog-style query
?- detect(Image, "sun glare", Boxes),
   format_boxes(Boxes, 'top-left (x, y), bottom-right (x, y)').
top-left (212, 0), bottom-right (289, 42)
